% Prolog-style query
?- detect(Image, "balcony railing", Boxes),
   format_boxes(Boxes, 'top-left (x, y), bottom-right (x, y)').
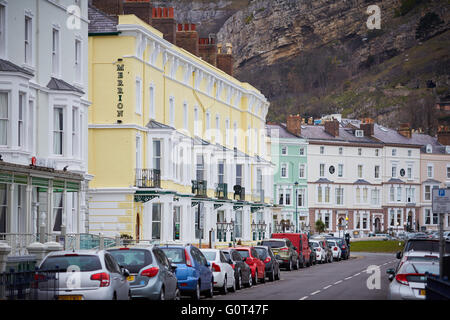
top-left (233, 185), bottom-right (245, 201)
top-left (251, 189), bottom-right (265, 203)
top-left (215, 183), bottom-right (228, 199)
top-left (135, 169), bottom-right (161, 188)
top-left (192, 180), bottom-right (207, 197)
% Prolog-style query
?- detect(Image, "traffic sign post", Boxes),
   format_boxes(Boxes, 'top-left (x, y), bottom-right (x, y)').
top-left (432, 188), bottom-right (450, 279)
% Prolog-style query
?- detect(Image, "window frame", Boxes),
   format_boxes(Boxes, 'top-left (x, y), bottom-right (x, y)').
top-left (24, 15), bottom-right (32, 66)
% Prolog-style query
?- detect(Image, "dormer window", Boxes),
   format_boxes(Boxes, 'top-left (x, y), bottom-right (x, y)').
top-left (355, 130), bottom-right (364, 137)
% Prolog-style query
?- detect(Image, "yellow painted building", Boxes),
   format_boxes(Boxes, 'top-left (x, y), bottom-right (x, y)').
top-left (88, 8), bottom-right (274, 246)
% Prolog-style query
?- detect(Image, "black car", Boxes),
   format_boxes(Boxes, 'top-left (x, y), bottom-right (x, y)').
top-left (254, 246), bottom-right (281, 282)
top-left (221, 248), bottom-right (252, 289)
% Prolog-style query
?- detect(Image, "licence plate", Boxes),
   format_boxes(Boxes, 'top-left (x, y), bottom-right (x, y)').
top-left (58, 295), bottom-right (82, 301)
top-left (419, 289), bottom-right (426, 296)
top-left (127, 276), bottom-right (135, 282)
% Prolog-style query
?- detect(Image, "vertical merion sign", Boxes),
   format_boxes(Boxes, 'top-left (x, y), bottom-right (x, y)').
top-left (117, 63), bottom-right (125, 121)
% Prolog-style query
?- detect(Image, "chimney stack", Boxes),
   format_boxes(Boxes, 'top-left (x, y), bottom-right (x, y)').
top-left (198, 36), bottom-right (217, 67)
top-left (286, 114), bottom-right (302, 136)
top-left (324, 119), bottom-right (340, 137)
top-left (397, 123), bottom-right (412, 139)
top-left (91, 0), bottom-right (124, 15)
top-left (437, 126), bottom-right (450, 145)
top-left (176, 23), bottom-right (199, 56)
top-left (360, 118), bottom-right (374, 137)
top-left (123, 0), bottom-right (152, 24)
top-left (151, 7), bottom-right (176, 44)
top-left (216, 43), bottom-right (233, 76)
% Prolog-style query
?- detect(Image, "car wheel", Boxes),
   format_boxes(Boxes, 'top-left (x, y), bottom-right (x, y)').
top-left (221, 276), bottom-right (228, 295)
top-left (236, 273), bottom-right (242, 290)
top-left (205, 280), bottom-right (214, 298)
top-left (260, 270), bottom-right (266, 283)
top-left (112, 292), bottom-right (117, 300)
top-left (287, 259), bottom-right (293, 271)
top-left (275, 267), bottom-right (281, 280)
top-left (269, 267), bottom-right (275, 282)
top-left (192, 282), bottom-right (201, 300)
top-left (159, 287), bottom-right (165, 301)
top-left (253, 269), bottom-right (258, 285)
top-left (174, 288), bottom-right (181, 300)
top-left (230, 275), bottom-right (236, 293)
top-left (294, 258), bottom-right (299, 270)
top-left (247, 274), bottom-right (253, 287)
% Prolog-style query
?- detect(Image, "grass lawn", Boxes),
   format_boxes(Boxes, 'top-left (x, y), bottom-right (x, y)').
top-left (350, 240), bottom-right (405, 253)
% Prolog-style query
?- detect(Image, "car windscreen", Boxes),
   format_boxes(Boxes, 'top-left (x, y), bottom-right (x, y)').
top-left (260, 240), bottom-right (285, 248)
top-left (40, 255), bottom-right (102, 272)
top-left (108, 249), bottom-right (152, 273)
top-left (236, 250), bottom-right (250, 258)
top-left (160, 248), bottom-right (186, 264)
top-left (326, 241), bottom-right (336, 246)
top-left (202, 251), bottom-right (217, 261)
top-left (401, 262), bottom-right (439, 276)
top-left (405, 241), bottom-right (450, 253)
top-left (255, 248), bottom-right (268, 260)
top-left (222, 251), bottom-right (231, 261)
top-left (406, 256), bottom-right (439, 262)
top-left (310, 242), bottom-right (319, 248)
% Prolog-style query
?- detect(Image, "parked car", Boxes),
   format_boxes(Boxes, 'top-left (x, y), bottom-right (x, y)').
top-left (444, 231), bottom-right (450, 241)
top-left (271, 233), bottom-right (311, 267)
top-left (235, 247), bottom-right (266, 284)
top-left (311, 237), bottom-right (333, 263)
top-left (35, 250), bottom-right (131, 300)
top-left (221, 248), bottom-right (252, 289)
top-left (308, 242), bottom-right (317, 265)
top-left (334, 237), bottom-right (350, 260)
top-left (387, 260), bottom-right (439, 300)
top-left (160, 245), bottom-right (213, 300)
top-left (326, 239), bottom-right (342, 261)
top-left (107, 246), bottom-right (179, 300)
top-left (260, 238), bottom-right (300, 270)
top-left (200, 249), bottom-right (235, 294)
top-left (397, 238), bottom-right (450, 260)
top-left (254, 245), bottom-right (281, 281)
top-left (309, 240), bottom-right (327, 264)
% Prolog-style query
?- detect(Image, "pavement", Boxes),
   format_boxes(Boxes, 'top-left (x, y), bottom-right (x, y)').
top-left (208, 252), bottom-right (398, 300)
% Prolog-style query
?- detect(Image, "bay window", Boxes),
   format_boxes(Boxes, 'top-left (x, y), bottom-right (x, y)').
top-left (53, 107), bottom-right (64, 155)
top-left (0, 92), bottom-right (8, 145)
top-left (424, 185), bottom-right (431, 201)
top-left (18, 93), bottom-right (25, 147)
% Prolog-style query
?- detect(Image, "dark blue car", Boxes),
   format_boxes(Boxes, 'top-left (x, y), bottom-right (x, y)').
top-left (160, 245), bottom-right (213, 299)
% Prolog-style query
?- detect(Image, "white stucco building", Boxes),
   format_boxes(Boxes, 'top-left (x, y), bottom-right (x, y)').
top-left (0, 0), bottom-right (91, 259)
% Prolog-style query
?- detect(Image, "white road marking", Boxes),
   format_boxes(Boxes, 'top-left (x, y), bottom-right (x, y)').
top-left (334, 280), bottom-right (343, 285)
top-left (344, 276), bottom-right (353, 280)
top-left (299, 296), bottom-right (309, 300)
top-left (323, 285), bottom-right (332, 290)
top-left (310, 290), bottom-right (321, 295)
top-left (354, 272), bottom-right (361, 276)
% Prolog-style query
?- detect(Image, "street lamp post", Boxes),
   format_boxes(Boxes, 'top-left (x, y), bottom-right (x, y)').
top-left (294, 181), bottom-right (299, 233)
top-left (251, 220), bottom-right (257, 241)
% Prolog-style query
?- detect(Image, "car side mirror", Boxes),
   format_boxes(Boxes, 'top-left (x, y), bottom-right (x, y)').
top-left (206, 261), bottom-right (211, 267)
top-left (171, 264), bottom-right (177, 272)
top-left (396, 251), bottom-right (402, 259)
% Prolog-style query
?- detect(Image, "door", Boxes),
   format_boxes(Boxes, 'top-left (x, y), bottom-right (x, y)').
top-left (105, 253), bottom-right (128, 299)
top-left (154, 248), bottom-right (177, 299)
top-left (192, 247), bottom-right (211, 291)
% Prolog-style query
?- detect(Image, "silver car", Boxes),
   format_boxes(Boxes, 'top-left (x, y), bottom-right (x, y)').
top-left (108, 245), bottom-right (180, 300)
top-left (35, 250), bottom-right (131, 300)
top-left (387, 260), bottom-right (439, 300)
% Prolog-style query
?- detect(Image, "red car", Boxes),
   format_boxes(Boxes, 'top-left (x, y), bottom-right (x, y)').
top-left (271, 233), bottom-right (312, 267)
top-left (235, 247), bottom-right (266, 285)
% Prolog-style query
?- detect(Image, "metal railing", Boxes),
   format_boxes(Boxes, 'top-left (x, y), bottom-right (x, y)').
top-left (251, 189), bottom-right (265, 203)
top-left (233, 186), bottom-right (245, 201)
top-left (135, 168), bottom-right (161, 188)
top-left (215, 183), bottom-right (228, 199)
top-left (0, 268), bottom-right (60, 300)
top-left (192, 180), bottom-right (207, 197)
top-left (0, 234), bottom-right (37, 256)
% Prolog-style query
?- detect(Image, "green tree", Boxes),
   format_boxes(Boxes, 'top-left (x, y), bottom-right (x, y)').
top-left (315, 219), bottom-right (326, 234)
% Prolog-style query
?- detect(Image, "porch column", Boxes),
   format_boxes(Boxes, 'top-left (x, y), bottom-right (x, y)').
top-left (8, 184), bottom-right (14, 233)
top-left (26, 182), bottom-right (32, 234)
top-left (47, 181), bottom-right (53, 236)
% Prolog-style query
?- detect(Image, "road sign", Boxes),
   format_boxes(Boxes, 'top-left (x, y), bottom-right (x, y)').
top-left (432, 188), bottom-right (450, 213)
